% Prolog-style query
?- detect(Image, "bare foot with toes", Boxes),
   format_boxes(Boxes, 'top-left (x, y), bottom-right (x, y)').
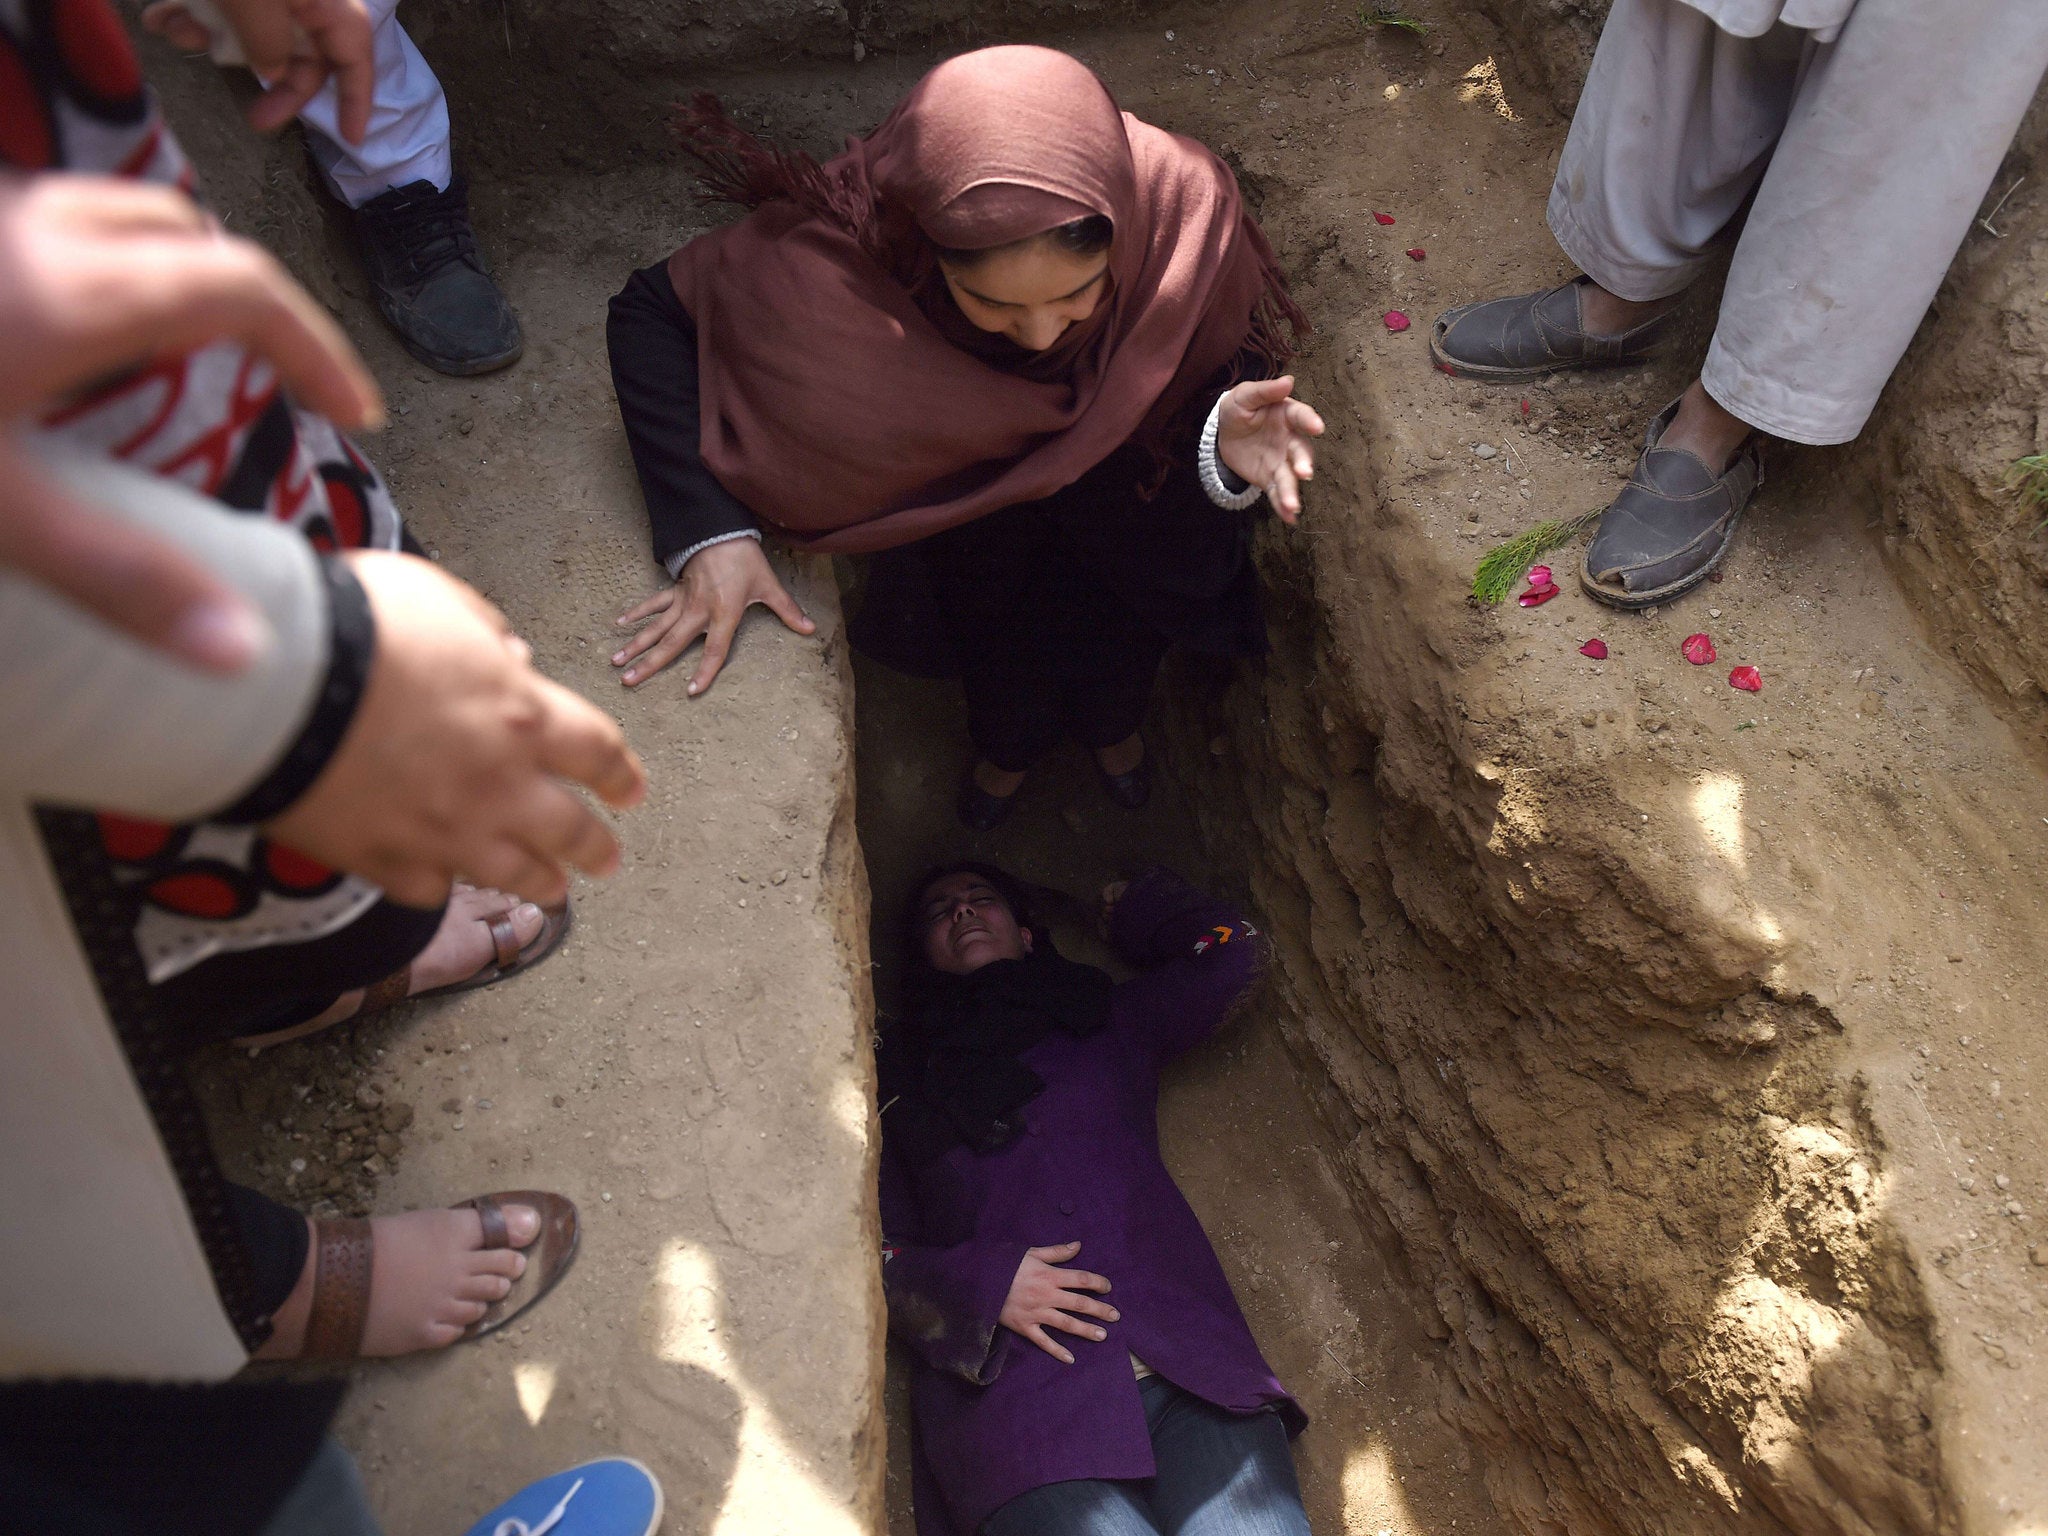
top-left (259, 1202), bottom-right (541, 1358)
top-left (238, 884), bottom-right (547, 1047)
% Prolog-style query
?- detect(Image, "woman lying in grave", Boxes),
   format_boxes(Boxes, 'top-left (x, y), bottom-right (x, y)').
top-left (607, 46), bottom-right (1322, 829)
top-left (877, 862), bottom-right (1311, 1536)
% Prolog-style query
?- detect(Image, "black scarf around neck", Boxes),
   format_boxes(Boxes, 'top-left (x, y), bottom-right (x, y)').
top-left (879, 939), bottom-right (1115, 1166)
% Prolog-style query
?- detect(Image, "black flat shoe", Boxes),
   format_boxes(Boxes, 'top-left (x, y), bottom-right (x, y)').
top-left (956, 775), bottom-right (1018, 832)
top-left (1095, 753), bottom-right (1152, 811)
top-left (351, 176), bottom-right (523, 376)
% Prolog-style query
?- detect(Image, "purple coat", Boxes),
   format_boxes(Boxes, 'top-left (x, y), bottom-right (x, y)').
top-left (879, 869), bottom-right (1304, 1536)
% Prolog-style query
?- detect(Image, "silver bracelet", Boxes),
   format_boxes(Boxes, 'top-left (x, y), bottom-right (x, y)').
top-left (1198, 392), bottom-right (1263, 511)
top-left (664, 527), bottom-right (762, 580)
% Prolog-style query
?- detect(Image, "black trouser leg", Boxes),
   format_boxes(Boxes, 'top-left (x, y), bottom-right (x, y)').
top-left (1058, 592), bottom-right (1170, 753)
top-left (154, 897), bottom-right (446, 1046)
top-left (928, 507), bottom-right (1066, 773)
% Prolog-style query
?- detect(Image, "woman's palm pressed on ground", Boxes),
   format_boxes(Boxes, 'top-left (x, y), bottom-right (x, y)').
top-left (614, 535), bottom-right (813, 696)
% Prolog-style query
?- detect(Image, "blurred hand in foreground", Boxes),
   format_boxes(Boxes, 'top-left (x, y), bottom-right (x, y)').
top-left (267, 551), bottom-right (648, 909)
top-left (0, 173), bottom-right (381, 672)
top-left (143, 0), bottom-right (376, 143)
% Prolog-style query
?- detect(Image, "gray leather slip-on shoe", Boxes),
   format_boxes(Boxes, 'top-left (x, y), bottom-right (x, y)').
top-left (1430, 276), bottom-right (1670, 382)
top-left (1580, 399), bottom-right (1762, 610)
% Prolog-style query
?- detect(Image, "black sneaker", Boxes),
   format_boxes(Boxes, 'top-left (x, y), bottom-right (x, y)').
top-left (351, 176), bottom-right (522, 376)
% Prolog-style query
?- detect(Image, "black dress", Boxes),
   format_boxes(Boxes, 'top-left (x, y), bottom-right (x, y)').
top-left (608, 262), bottom-right (1267, 770)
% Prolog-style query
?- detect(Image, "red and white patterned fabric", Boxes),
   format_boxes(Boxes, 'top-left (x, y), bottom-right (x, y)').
top-left (6, 0), bottom-right (401, 982)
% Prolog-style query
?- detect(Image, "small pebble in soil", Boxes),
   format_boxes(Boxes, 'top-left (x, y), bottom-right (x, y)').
top-left (1998, 1174), bottom-right (2012, 1190)
top-left (553, 1094), bottom-right (566, 1108)
top-left (1708, 608), bottom-right (1722, 619)
top-left (1473, 443), bottom-right (1496, 459)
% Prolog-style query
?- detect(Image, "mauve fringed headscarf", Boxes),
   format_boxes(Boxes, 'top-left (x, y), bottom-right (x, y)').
top-left (665, 45), bottom-right (1308, 555)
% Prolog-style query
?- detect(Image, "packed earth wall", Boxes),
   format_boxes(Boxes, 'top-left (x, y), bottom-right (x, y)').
top-left (1150, 3), bottom-right (2048, 1530)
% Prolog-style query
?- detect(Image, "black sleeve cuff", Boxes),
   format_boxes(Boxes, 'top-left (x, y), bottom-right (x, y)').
top-left (223, 1182), bottom-right (310, 1334)
top-left (214, 555), bottom-right (375, 825)
top-left (608, 263), bottom-right (760, 567)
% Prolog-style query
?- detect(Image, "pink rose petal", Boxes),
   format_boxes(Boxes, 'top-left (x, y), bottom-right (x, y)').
top-left (1384, 310), bottom-right (1411, 332)
top-left (1729, 665), bottom-right (1763, 693)
top-left (1520, 397), bottom-right (1531, 419)
top-left (1681, 632), bottom-right (1717, 666)
top-left (1517, 582), bottom-right (1561, 608)
top-left (1527, 565), bottom-right (1553, 588)
top-left (1373, 211), bottom-right (1396, 225)
top-left (1579, 638), bottom-right (1608, 660)
top-left (1406, 247), bottom-right (1426, 261)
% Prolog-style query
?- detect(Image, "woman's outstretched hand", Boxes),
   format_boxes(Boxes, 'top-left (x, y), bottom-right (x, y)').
top-left (612, 537), bottom-right (815, 697)
top-left (999, 1241), bottom-right (1118, 1365)
top-left (1216, 375), bottom-right (1326, 526)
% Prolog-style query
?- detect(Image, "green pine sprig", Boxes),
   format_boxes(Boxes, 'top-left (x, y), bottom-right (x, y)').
top-left (1358, 6), bottom-right (1430, 33)
top-left (1470, 510), bottom-right (1600, 604)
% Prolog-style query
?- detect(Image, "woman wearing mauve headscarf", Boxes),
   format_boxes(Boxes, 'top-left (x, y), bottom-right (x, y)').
top-left (606, 46), bottom-right (1320, 828)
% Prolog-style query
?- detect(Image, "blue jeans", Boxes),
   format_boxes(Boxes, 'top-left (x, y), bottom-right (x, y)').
top-left (981, 1377), bottom-right (1311, 1536)
top-left (260, 1438), bottom-right (385, 1536)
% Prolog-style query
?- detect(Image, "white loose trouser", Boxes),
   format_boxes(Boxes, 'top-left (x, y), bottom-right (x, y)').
top-left (1548, 0), bottom-right (2048, 444)
top-left (297, 0), bottom-right (451, 208)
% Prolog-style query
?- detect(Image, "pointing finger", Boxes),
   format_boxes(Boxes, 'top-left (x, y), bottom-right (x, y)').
top-left (616, 586), bottom-right (677, 626)
top-left (612, 605), bottom-right (692, 668)
top-left (620, 606), bottom-right (708, 684)
top-left (688, 611), bottom-right (744, 697)
top-left (759, 577), bottom-right (817, 636)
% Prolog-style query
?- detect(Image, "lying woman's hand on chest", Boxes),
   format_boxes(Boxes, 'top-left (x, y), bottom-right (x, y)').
top-left (612, 536), bottom-right (815, 697)
top-left (1217, 375), bottom-right (1327, 527)
top-left (1000, 1241), bottom-right (1120, 1366)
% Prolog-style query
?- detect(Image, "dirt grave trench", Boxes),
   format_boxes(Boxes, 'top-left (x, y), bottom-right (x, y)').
top-left (158, 0), bottom-right (2048, 1532)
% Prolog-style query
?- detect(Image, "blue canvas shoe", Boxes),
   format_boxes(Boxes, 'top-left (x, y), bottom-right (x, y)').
top-left (460, 1457), bottom-right (662, 1536)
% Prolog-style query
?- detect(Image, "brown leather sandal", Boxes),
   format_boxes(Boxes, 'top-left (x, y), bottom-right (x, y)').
top-left (299, 1189), bottom-right (581, 1360)
top-left (234, 899), bottom-right (573, 1050)
top-left (359, 899), bottom-right (573, 1012)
